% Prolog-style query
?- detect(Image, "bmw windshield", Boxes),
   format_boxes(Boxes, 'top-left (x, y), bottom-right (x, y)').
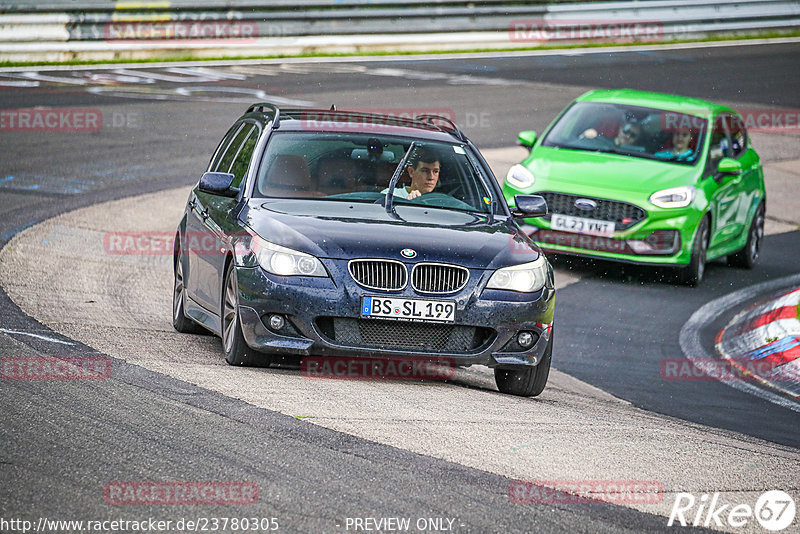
top-left (541, 102), bottom-right (708, 165)
top-left (253, 132), bottom-right (495, 214)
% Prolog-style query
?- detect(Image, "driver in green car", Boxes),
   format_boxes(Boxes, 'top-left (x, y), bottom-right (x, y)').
top-left (580, 117), bottom-right (643, 148)
top-left (382, 147), bottom-right (441, 200)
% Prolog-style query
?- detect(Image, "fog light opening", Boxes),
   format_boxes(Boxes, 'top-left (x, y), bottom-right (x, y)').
top-left (626, 230), bottom-right (681, 255)
top-left (268, 314), bottom-right (285, 331)
top-left (517, 331), bottom-right (535, 349)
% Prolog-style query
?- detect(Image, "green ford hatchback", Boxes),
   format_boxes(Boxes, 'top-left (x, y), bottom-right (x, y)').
top-left (503, 89), bottom-right (766, 285)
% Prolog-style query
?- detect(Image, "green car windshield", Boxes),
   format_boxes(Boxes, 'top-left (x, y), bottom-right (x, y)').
top-left (253, 132), bottom-right (494, 214)
top-left (541, 102), bottom-right (708, 165)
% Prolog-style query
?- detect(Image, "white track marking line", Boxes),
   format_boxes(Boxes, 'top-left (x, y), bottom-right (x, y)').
top-left (679, 273), bottom-right (800, 413)
top-left (0, 328), bottom-right (76, 345)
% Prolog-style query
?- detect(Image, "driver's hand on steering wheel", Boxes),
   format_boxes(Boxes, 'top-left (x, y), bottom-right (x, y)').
top-left (579, 128), bottom-right (599, 140)
top-left (406, 189), bottom-right (422, 200)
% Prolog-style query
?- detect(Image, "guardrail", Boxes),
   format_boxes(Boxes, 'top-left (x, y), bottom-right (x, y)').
top-left (1, 0), bottom-right (799, 62)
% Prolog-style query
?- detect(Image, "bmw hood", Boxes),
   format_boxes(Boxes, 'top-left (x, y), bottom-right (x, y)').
top-left (241, 200), bottom-right (540, 270)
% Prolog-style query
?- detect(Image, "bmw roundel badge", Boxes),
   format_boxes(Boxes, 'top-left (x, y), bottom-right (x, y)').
top-left (401, 248), bottom-right (417, 258)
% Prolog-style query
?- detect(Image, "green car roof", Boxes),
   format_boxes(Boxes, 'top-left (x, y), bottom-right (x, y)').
top-left (576, 89), bottom-right (735, 118)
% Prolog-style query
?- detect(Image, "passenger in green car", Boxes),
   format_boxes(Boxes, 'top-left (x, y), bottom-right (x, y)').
top-left (656, 130), bottom-right (695, 161)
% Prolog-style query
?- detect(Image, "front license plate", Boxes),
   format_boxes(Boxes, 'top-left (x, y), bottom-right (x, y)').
top-left (361, 296), bottom-right (455, 323)
top-left (551, 213), bottom-right (615, 237)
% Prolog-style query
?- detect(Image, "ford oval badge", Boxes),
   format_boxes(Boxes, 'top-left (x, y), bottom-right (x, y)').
top-left (401, 248), bottom-right (416, 258)
top-left (574, 198), bottom-right (597, 211)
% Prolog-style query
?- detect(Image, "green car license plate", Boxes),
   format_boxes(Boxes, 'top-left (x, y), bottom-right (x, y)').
top-left (551, 213), bottom-right (615, 237)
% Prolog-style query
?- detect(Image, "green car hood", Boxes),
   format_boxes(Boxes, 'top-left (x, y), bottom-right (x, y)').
top-left (525, 146), bottom-right (701, 199)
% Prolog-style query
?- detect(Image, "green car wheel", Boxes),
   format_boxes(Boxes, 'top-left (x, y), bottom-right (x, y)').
top-left (679, 216), bottom-right (709, 287)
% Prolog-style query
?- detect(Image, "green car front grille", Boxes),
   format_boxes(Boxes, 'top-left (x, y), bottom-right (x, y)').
top-left (539, 191), bottom-right (647, 231)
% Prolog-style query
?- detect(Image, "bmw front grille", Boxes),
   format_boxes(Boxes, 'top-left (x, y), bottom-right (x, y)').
top-left (411, 263), bottom-right (469, 294)
top-left (348, 259), bottom-right (407, 291)
top-left (348, 259), bottom-right (469, 294)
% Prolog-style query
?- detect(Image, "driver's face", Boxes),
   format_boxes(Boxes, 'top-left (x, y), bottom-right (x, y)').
top-left (615, 124), bottom-right (641, 145)
top-left (408, 160), bottom-right (440, 194)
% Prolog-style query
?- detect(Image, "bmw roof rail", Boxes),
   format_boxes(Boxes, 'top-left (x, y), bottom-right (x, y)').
top-left (415, 113), bottom-right (467, 143)
top-left (244, 104), bottom-right (467, 141)
top-left (246, 102), bottom-right (281, 129)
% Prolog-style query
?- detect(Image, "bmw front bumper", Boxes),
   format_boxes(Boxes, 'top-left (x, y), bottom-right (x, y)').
top-left (233, 259), bottom-right (555, 369)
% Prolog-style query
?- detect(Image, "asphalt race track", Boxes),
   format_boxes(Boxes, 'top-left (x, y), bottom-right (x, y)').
top-left (1, 41), bottom-right (799, 532)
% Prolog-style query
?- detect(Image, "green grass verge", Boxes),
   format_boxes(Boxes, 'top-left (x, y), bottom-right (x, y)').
top-left (1, 30), bottom-right (799, 68)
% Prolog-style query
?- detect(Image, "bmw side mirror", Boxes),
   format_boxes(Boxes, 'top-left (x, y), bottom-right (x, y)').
top-left (517, 131), bottom-right (538, 150)
top-left (512, 194), bottom-right (548, 218)
top-left (717, 157), bottom-right (743, 176)
top-left (198, 172), bottom-right (239, 197)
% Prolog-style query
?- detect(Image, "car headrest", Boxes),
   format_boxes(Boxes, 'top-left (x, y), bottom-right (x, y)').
top-left (265, 154), bottom-right (312, 191)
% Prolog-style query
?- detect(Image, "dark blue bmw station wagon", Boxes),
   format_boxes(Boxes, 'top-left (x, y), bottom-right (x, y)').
top-left (173, 104), bottom-right (555, 396)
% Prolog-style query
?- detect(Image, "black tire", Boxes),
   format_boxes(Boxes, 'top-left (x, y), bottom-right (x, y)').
top-left (494, 334), bottom-right (552, 397)
top-left (728, 202), bottom-right (765, 269)
top-left (173, 253), bottom-right (205, 334)
top-left (221, 263), bottom-right (270, 367)
top-left (679, 216), bottom-right (709, 287)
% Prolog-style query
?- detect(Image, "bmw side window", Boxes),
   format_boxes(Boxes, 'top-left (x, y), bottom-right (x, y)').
top-left (216, 123), bottom-right (252, 175)
top-left (209, 123), bottom-right (243, 172)
top-left (227, 124), bottom-right (259, 188)
top-left (729, 116), bottom-right (747, 158)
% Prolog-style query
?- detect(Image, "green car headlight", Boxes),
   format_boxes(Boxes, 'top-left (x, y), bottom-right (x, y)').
top-left (506, 164), bottom-right (535, 189)
top-left (252, 236), bottom-right (327, 277)
top-left (649, 186), bottom-right (696, 208)
top-left (487, 256), bottom-right (548, 293)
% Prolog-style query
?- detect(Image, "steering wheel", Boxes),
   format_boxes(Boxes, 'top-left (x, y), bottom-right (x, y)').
top-left (408, 192), bottom-right (475, 211)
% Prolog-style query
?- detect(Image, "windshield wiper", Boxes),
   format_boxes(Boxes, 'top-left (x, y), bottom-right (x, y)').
top-left (383, 141), bottom-right (416, 215)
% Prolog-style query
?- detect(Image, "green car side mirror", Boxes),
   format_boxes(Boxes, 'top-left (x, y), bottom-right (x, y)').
top-left (517, 131), bottom-right (538, 149)
top-left (717, 157), bottom-right (743, 176)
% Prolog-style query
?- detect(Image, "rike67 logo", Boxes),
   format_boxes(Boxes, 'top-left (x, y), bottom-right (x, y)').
top-left (669, 490), bottom-right (796, 531)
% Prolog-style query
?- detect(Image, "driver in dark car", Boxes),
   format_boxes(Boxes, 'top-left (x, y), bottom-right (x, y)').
top-left (382, 147), bottom-right (440, 200)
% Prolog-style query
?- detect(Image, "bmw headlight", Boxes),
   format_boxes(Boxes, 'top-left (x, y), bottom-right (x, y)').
top-left (252, 236), bottom-right (327, 277)
top-left (649, 186), bottom-right (695, 209)
top-left (487, 256), bottom-right (548, 293)
top-left (505, 164), bottom-right (535, 189)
